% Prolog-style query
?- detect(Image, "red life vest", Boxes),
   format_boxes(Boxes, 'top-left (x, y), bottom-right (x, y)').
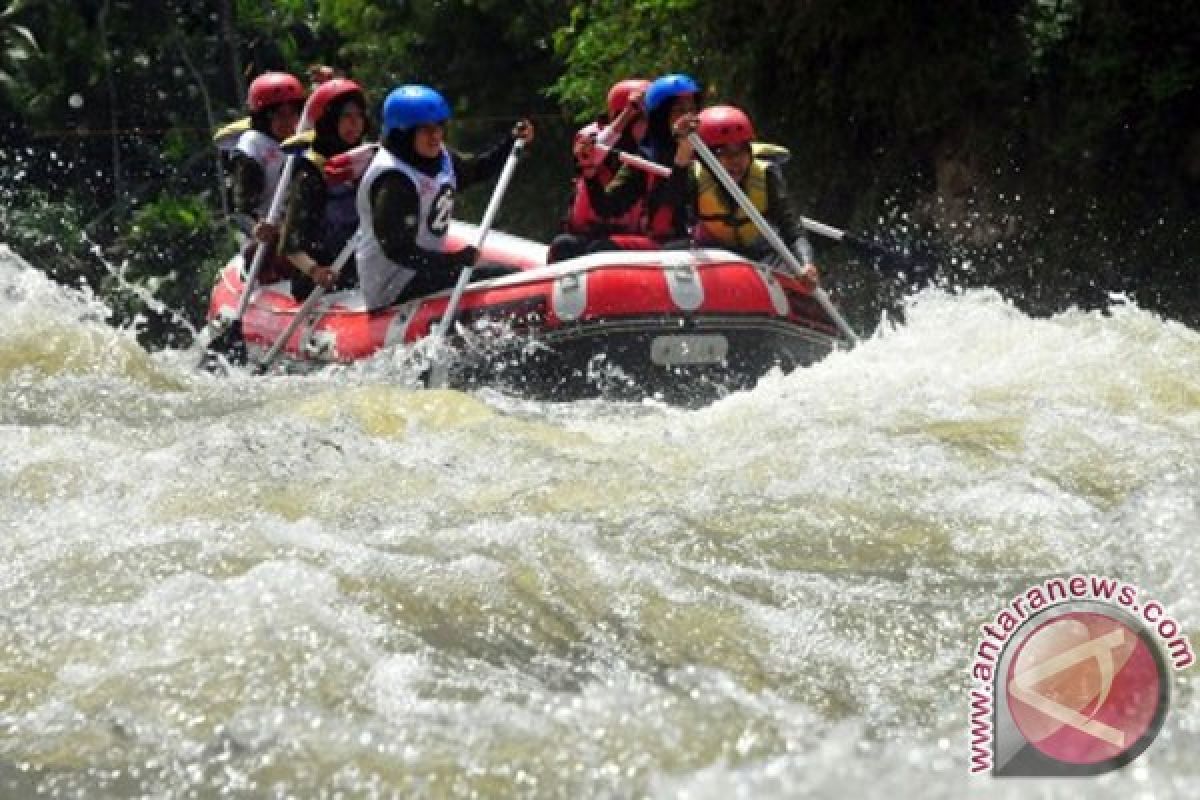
top-left (566, 122), bottom-right (682, 242)
top-left (565, 122), bottom-right (644, 236)
top-left (607, 233), bottom-right (661, 250)
top-left (565, 163), bottom-right (645, 235)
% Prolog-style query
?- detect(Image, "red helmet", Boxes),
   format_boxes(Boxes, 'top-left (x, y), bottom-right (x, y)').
top-left (247, 72), bottom-right (306, 112)
top-left (697, 105), bottom-right (755, 148)
top-left (307, 78), bottom-right (366, 123)
top-left (606, 79), bottom-right (651, 119)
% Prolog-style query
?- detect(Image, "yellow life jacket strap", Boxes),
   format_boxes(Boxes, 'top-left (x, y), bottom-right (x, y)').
top-left (213, 116), bottom-right (251, 151)
top-left (752, 141), bottom-right (790, 166)
top-left (303, 148), bottom-right (326, 170)
top-left (281, 129), bottom-right (316, 152)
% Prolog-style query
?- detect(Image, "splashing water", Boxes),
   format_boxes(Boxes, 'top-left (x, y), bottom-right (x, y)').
top-left (1, 245), bottom-right (1197, 798)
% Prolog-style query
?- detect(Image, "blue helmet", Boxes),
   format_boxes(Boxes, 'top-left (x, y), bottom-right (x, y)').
top-left (644, 73), bottom-right (700, 113)
top-left (382, 85), bottom-right (451, 137)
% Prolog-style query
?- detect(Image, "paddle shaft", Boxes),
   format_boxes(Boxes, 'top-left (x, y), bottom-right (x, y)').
top-left (430, 138), bottom-right (525, 343)
top-left (687, 132), bottom-right (860, 345)
top-left (592, 140), bottom-right (671, 178)
top-left (595, 99), bottom-right (646, 148)
top-left (255, 231), bottom-right (360, 373)
top-left (799, 216), bottom-right (911, 267)
top-left (800, 216), bottom-right (850, 243)
top-left (233, 156), bottom-right (298, 321)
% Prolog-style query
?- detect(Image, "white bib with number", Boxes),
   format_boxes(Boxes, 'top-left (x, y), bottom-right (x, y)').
top-left (356, 146), bottom-right (457, 310)
top-left (234, 129), bottom-right (286, 218)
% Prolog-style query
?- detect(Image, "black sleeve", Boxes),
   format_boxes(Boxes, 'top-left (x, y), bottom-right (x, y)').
top-left (450, 132), bottom-right (516, 188)
top-left (656, 164), bottom-right (691, 213)
top-left (583, 163), bottom-right (647, 217)
top-left (282, 159), bottom-right (327, 260)
top-left (229, 154), bottom-right (265, 217)
top-left (370, 171), bottom-right (467, 274)
top-left (765, 165), bottom-right (813, 260)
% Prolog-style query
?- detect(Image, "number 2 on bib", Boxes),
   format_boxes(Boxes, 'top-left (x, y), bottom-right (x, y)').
top-left (428, 185), bottom-right (455, 236)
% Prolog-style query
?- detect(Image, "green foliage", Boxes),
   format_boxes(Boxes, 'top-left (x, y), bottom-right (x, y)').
top-left (0, 18), bottom-right (37, 97)
top-left (1023, 0), bottom-right (1080, 75)
top-left (309, 0), bottom-right (573, 241)
top-left (0, 188), bottom-right (99, 288)
top-left (313, 0), bottom-right (568, 118)
top-left (106, 194), bottom-right (233, 345)
top-left (2, 0), bottom-right (1198, 340)
top-left (314, 0), bottom-right (414, 90)
top-left (550, 0), bottom-right (704, 119)
top-left (0, 2), bottom-right (93, 125)
top-left (1020, 0), bottom-right (1199, 176)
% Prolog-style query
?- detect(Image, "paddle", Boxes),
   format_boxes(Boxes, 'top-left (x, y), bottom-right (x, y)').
top-left (591, 140), bottom-right (671, 178)
top-left (253, 231), bottom-right (361, 374)
top-left (194, 92), bottom-right (318, 365)
top-left (425, 137), bottom-right (526, 388)
top-left (687, 131), bottom-right (860, 345)
top-left (798, 216), bottom-right (923, 276)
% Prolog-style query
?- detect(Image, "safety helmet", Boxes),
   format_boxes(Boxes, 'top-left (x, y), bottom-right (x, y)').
top-left (308, 78), bottom-right (366, 123)
top-left (382, 85), bottom-right (451, 137)
top-left (697, 105), bottom-right (755, 148)
top-left (606, 79), bottom-right (651, 119)
top-left (247, 72), bottom-right (306, 113)
top-left (644, 73), bottom-right (700, 113)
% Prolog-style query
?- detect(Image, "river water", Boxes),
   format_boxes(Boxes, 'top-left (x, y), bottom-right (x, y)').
top-left (1, 244), bottom-right (1197, 798)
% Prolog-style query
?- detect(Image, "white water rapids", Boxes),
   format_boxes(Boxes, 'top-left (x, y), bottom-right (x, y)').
top-left (1, 245), bottom-right (1197, 798)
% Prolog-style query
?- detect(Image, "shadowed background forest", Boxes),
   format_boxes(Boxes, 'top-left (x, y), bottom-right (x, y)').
top-left (1, 0), bottom-right (1196, 345)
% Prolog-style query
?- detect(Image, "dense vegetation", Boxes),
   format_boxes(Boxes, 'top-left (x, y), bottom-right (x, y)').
top-left (1, 0), bottom-right (1197, 344)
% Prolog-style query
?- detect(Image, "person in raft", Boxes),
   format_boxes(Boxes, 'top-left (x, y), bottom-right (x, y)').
top-left (689, 104), bottom-right (818, 282)
top-left (281, 78), bottom-right (370, 300)
top-left (568, 72), bottom-right (702, 252)
top-left (546, 78), bottom-right (651, 263)
top-left (354, 84), bottom-right (534, 311)
top-left (211, 71), bottom-right (306, 281)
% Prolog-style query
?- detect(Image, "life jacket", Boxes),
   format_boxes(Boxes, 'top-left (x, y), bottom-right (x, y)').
top-left (213, 117), bottom-right (251, 153)
top-left (212, 119), bottom-right (290, 281)
top-left (213, 116), bottom-right (274, 221)
top-left (304, 149), bottom-right (360, 263)
top-left (232, 129), bottom-right (287, 219)
top-left (565, 122), bottom-right (644, 236)
top-left (607, 234), bottom-right (661, 251)
top-left (566, 164), bottom-right (646, 236)
top-left (692, 157), bottom-right (770, 250)
top-left (355, 145), bottom-right (457, 311)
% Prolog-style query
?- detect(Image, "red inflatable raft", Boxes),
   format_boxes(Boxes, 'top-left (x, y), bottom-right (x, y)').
top-left (205, 221), bottom-right (848, 403)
